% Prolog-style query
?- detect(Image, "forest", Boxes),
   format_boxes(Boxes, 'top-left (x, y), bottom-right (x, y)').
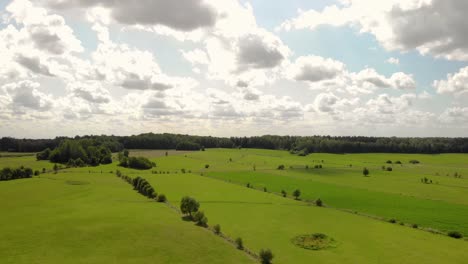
top-left (2, 133), bottom-right (468, 154)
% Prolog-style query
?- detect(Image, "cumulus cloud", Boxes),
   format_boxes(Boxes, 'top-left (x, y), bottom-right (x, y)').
top-left (15, 54), bottom-right (54, 76)
top-left (386, 57), bottom-right (399, 65)
top-left (42, 0), bottom-right (218, 31)
top-left (433, 66), bottom-right (468, 95)
top-left (287, 55), bottom-right (415, 93)
top-left (279, 0), bottom-right (468, 60)
top-left (2, 80), bottom-right (53, 112)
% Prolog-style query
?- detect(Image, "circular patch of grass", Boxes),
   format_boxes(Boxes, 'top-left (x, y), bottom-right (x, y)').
top-left (65, 180), bottom-right (90, 185)
top-left (291, 233), bottom-right (336, 250)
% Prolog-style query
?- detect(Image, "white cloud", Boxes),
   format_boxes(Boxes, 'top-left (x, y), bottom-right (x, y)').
top-left (433, 66), bottom-right (468, 95)
top-left (279, 0), bottom-right (468, 61)
top-left (386, 57), bottom-right (399, 65)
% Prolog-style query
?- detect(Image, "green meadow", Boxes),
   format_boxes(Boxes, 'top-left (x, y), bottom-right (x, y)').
top-left (1, 148), bottom-right (467, 263)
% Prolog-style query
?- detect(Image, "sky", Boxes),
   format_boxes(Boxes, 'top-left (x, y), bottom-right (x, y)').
top-left (0, 0), bottom-right (468, 138)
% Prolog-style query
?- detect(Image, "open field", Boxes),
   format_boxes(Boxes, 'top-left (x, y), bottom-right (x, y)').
top-left (1, 148), bottom-right (467, 263)
top-left (0, 173), bottom-right (253, 264)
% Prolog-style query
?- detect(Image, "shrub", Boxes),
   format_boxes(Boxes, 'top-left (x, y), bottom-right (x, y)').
top-left (127, 156), bottom-right (153, 170)
top-left (246, 183), bottom-right (251, 188)
top-left (157, 194), bottom-right (167, 202)
top-left (259, 249), bottom-right (274, 264)
top-left (395, 161), bottom-right (402, 164)
top-left (386, 160), bottom-right (392, 164)
top-left (205, 164), bottom-right (209, 169)
top-left (315, 198), bottom-right (323, 207)
top-left (235, 237), bottom-right (243, 249)
top-left (213, 224), bottom-right (221, 235)
top-left (180, 196), bottom-right (199, 217)
top-left (34, 170), bottom-right (40, 176)
top-left (281, 190), bottom-right (287, 197)
top-left (181, 168), bottom-right (186, 173)
top-left (409, 160), bottom-right (420, 164)
top-left (263, 187), bottom-right (267, 192)
top-left (386, 167), bottom-right (393, 171)
top-left (277, 164), bottom-right (285, 170)
top-left (412, 224), bottom-right (418, 228)
top-left (193, 211), bottom-right (208, 227)
top-left (389, 219), bottom-right (397, 224)
top-left (293, 189), bottom-right (301, 200)
top-left (363, 167), bottom-right (369, 177)
top-left (42, 168), bottom-right (46, 173)
top-left (448, 231), bottom-right (463, 239)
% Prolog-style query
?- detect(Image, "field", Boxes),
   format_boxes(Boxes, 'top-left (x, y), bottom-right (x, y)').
top-left (1, 148), bottom-right (467, 263)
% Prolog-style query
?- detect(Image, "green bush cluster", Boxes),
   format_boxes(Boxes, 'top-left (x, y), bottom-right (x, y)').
top-left (0, 166), bottom-right (33, 181)
top-left (36, 139), bottom-right (113, 166)
top-left (132, 177), bottom-right (157, 199)
top-left (118, 151), bottom-right (154, 170)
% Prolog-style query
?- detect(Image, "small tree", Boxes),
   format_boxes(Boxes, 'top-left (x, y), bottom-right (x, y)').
top-left (213, 224), bottom-right (221, 235)
top-left (259, 249), bottom-right (274, 264)
top-left (363, 167), bottom-right (369, 177)
top-left (281, 190), bottom-right (287, 197)
top-left (53, 163), bottom-right (59, 174)
top-left (193, 211), bottom-right (208, 227)
top-left (157, 194), bottom-right (167, 202)
top-left (205, 164), bottom-right (210, 169)
top-left (293, 189), bottom-right (301, 200)
top-left (263, 187), bottom-right (267, 192)
top-left (180, 196), bottom-right (199, 217)
top-left (315, 198), bottom-right (323, 207)
top-left (277, 164), bottom-right (285, 170)
top-left (235, 237), bottom-right (243, 249)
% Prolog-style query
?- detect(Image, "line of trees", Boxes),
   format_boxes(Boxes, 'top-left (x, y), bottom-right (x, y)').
top-left (3, 133), bottom-right (468, 154)
top-left (0, 166), bottom-right (33, 181)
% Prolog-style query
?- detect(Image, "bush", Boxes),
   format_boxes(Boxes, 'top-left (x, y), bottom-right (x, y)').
top-left (277, 164), bottom-right (285, 170)
top-left (263, 187), bottom-right (267, 192)
top-left (259, 249), bottom-right (274, 264)
top-left (193, 211), bottom-right (208, 227)
top-left (235, 237), bottom-right (243, 249)
top-left (180, 196), bottom-right (199, 217)
top-left (293, 189), bottom-right (301, 200)
top-left (448, 231), bottom-right (463, 239)
top-left (395, 161), bottom-right (402, 164)
top-left (363, 167), bottom-right (370, 177)
top-left (127, 156), bottom-right (154, 170)
top-left (409, 160), bottom-right (420, 164)
top-left (281, 190), bottom-right (287, 197)
top-left (386, 167), bottom-right (393, 171)
top-left (205, 164), bottom-right (209, 169)
top-left (157, 194), bottom-right (167, 202)
top-left (412, 224), bottom-right (418, 228)
top-left (315, 198), bottom-right (323, 207)
top-left (389, 219), bottom-right (397, 224)
top-left (213, 224), bottom-right (221, 235)
top-left (34, 170), bottom-right (40, 176)
top-left (386, 160), bottom-right (392, 164)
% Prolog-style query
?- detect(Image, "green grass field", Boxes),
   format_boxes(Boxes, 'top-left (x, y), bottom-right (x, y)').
top-left (1, 148), bottom-right (467, 263)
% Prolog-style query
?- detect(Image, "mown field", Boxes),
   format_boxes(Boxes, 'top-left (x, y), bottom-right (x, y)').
top-left (1, 148), bottom-right (467, 263)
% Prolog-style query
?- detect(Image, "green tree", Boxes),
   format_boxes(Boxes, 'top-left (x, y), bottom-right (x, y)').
top-left (363, 167), bottom-right (369, 177)
top-left (180, 196), bottom-right (200, 217)
top-left (259, 249), bottom-right (274, 264)
top-left (235, 237), bottom-right (243, 249)
top-left (293, 189), bottom-right (301, 200)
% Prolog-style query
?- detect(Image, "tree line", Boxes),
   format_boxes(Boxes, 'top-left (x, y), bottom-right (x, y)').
top-left (3, 133), bottom-right (468, 154)
top-left (0, 166), bottom-right (33, 181)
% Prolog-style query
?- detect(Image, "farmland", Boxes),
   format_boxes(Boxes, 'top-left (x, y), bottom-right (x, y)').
top-left (1, 148), bottom-right (467, 263)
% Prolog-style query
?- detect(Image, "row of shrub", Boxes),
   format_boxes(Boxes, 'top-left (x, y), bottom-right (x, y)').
top-left (115, 171), bottom-right (166, 202)
top-left (0, 166), bottom-right (34, 181)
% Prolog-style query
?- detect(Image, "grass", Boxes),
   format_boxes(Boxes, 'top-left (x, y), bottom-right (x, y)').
top-left (1, 148), bottom-right (468, 263)
top-left (0, 173), bottom-right (254, 264)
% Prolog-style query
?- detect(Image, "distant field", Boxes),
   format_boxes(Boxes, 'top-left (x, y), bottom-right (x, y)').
top-left (1, 148), bottom-right (467, 263)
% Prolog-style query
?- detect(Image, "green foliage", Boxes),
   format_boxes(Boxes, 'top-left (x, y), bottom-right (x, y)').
top-left (409, 160), bottom-right (420, 164)
top-left (235, 237), bottom-right (243, 250)
top-left (131, 176), bottom-right (157, 199)
top-left (180, 196), bottom-right (199, 217)
top-left (157, 194), bottom-right (167, 202)
top-left (36, 148), bottom-right (51, 160)
top-left (259, 249), bottom-right (274, 264)
top-left (205, 164), bottom-right (210, 169)
top-left (34, 170), bottom-right (40, 176)
top-left (213, 224), bottom-right (221, 235)
top-left (0, 166), bottom-right (33, 181)
top-left (281, 190), bottom-right (287, 197)
top-left (315, 198), bottom-right (323, 207)
top-left (448, 231), bottom-right (462, 239)
top-left (293, 189), bottom-right (301, 200)
top-left (193, 211), bottom-right (208, 227)
top-left (386, 160), bottom-right (393, 164)
top-left (176, 141), bottom-right (201, 151)
top-left (386, 167), bottom-right (393, 171)
top-left (412, 224), bottom-right (418, 228)
top-left (277, 164), bottom-right (285, 170)
top-left (44, 139), bottom-right (113, 166)
top-left (389, 219), bottom-right (397, 224)
top-left (119, 154), bottom-right (154, 170)
top-left (363, 167), bottom-right (370, 177)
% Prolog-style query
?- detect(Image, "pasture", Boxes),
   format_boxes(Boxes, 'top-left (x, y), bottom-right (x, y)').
top-left (1, 148), bottom-right (467, 263)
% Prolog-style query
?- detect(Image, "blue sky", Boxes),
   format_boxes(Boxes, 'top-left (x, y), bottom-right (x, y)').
top-left (0, 0), bottom-right (467, 138)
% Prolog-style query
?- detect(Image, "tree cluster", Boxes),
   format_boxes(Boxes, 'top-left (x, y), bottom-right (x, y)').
top-left (118, 150), bottom-right (154, 170)
top-left (132, 176), bottom-right (157, 199)
top-left (36, 139), bottom-right (113, 166)
top-left (0, 166), bottom-right (33, 181)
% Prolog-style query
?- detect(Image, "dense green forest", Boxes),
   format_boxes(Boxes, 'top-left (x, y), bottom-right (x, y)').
top-left (2, 133), bottom-right (468, 154)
